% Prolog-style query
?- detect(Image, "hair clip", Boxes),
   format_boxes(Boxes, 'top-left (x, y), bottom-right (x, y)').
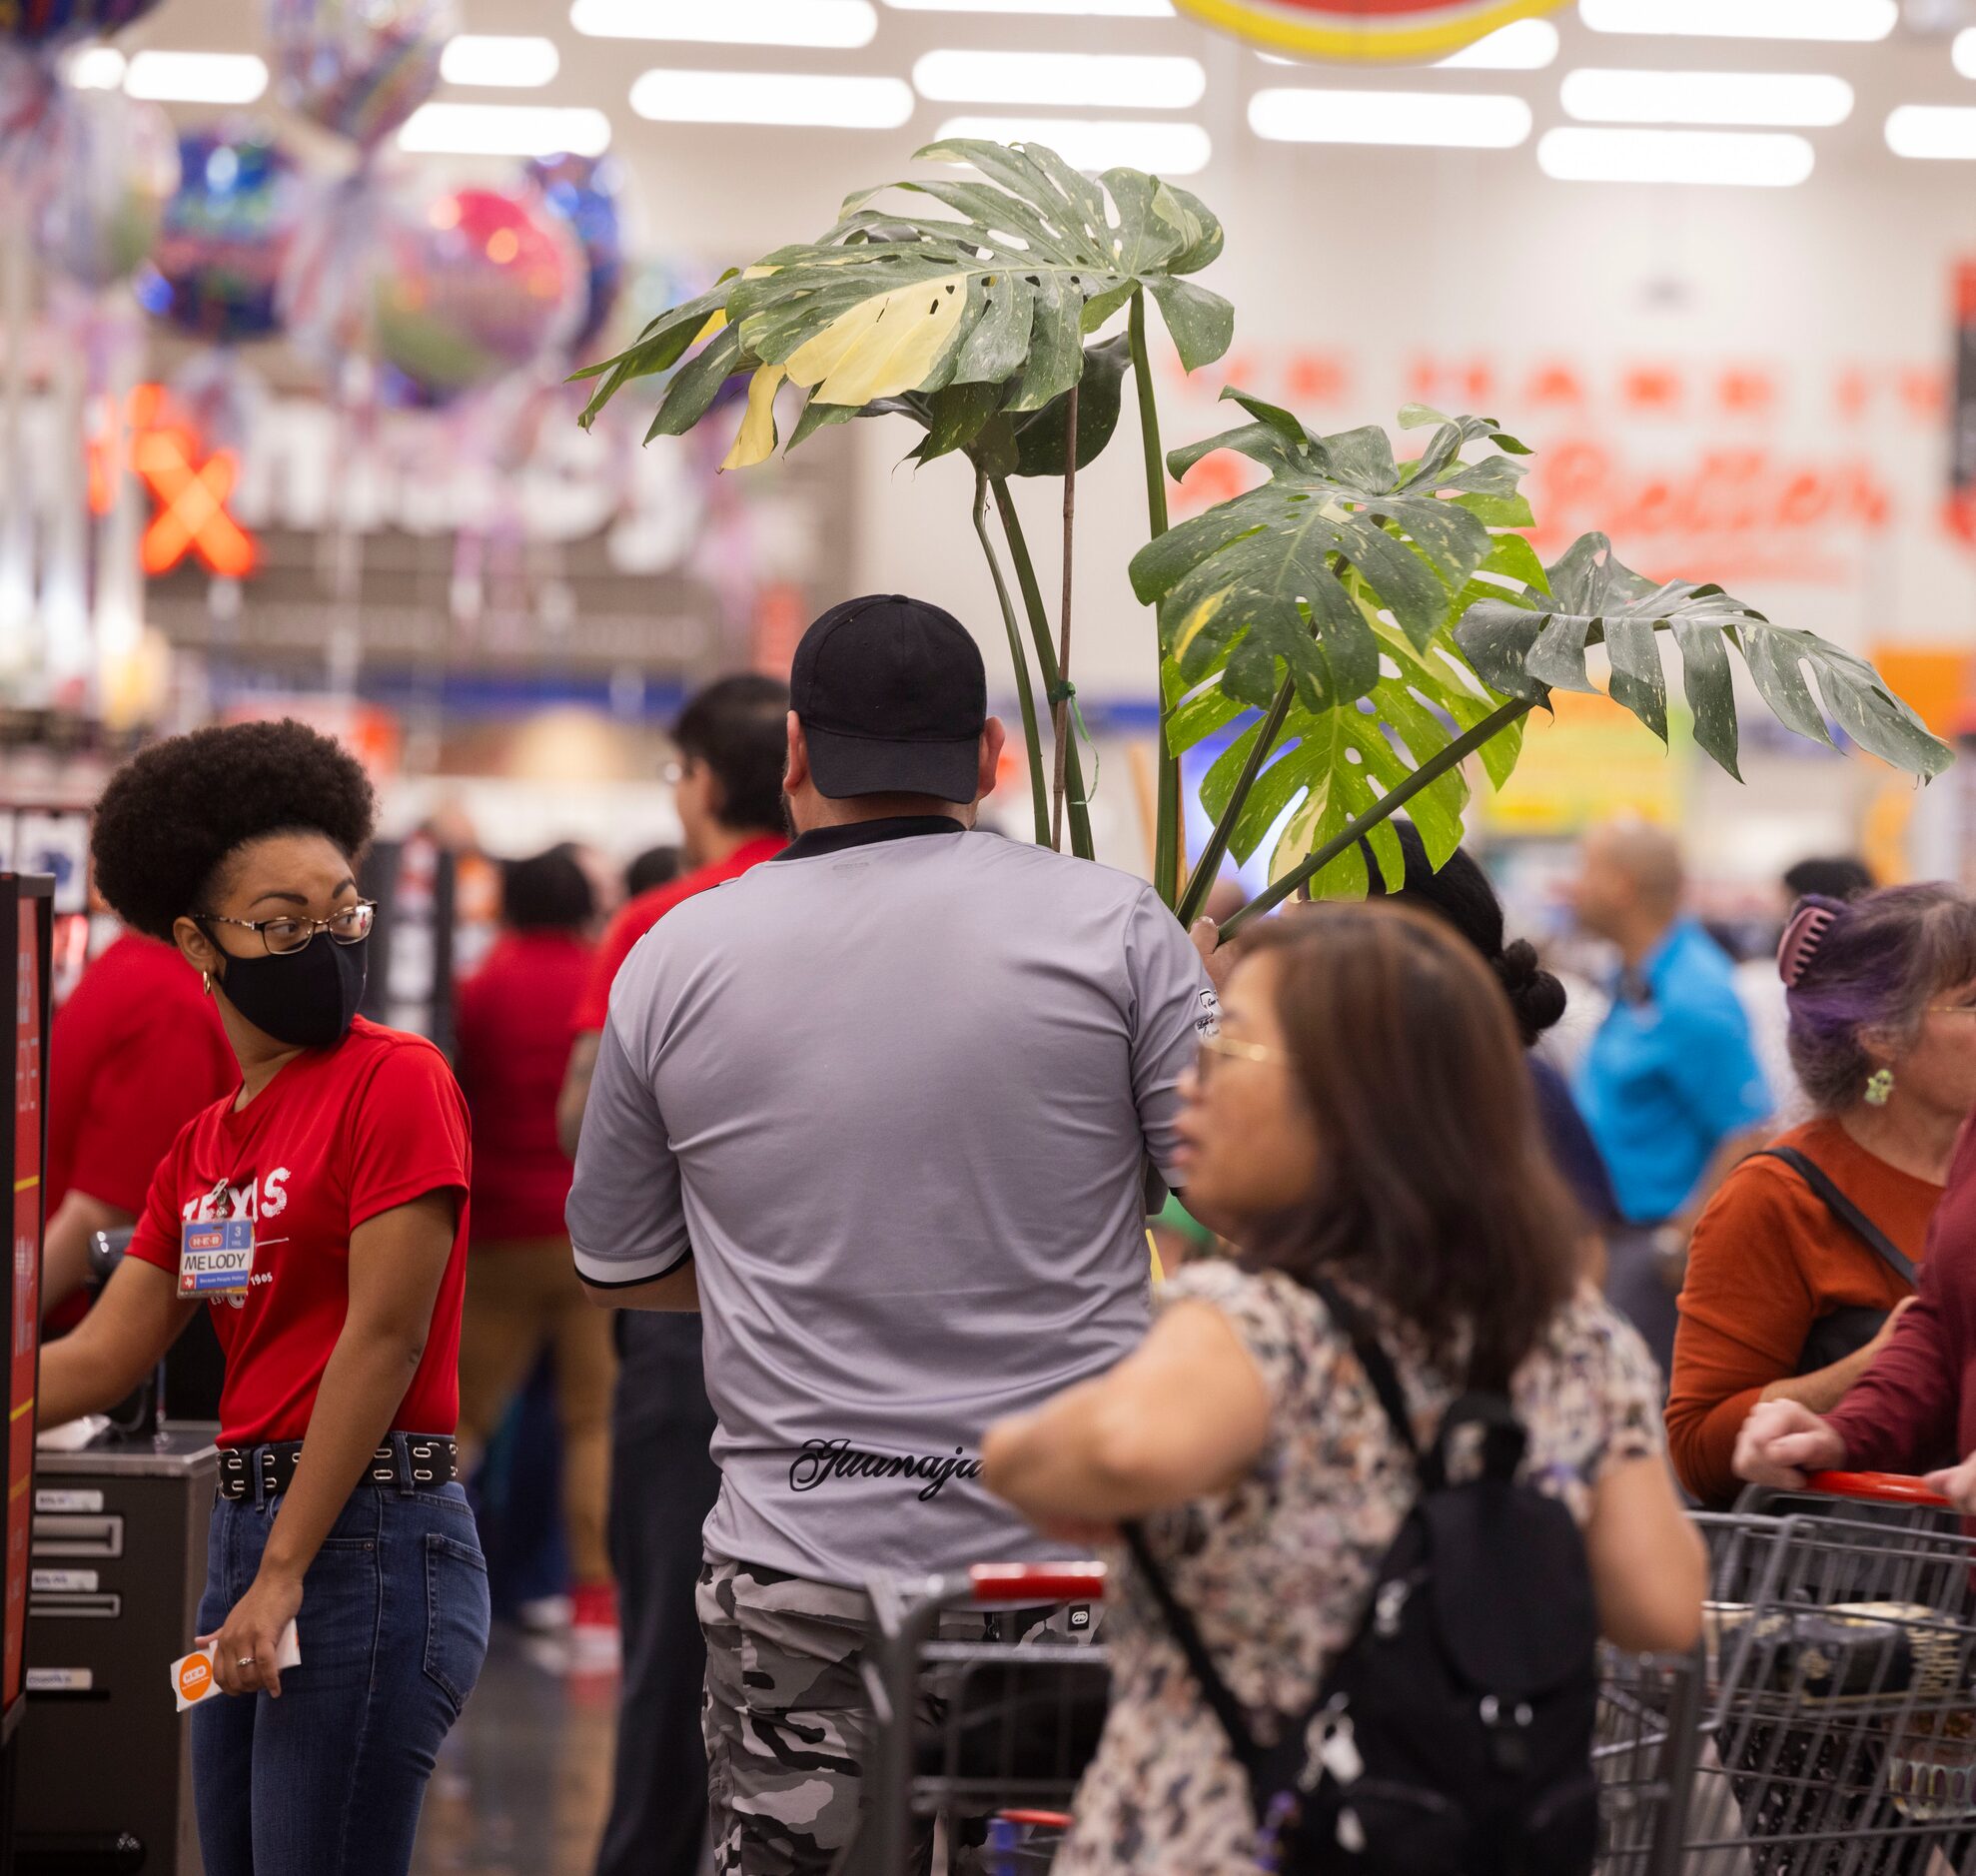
top-left (1778, 901), bottom-right (1837, 990)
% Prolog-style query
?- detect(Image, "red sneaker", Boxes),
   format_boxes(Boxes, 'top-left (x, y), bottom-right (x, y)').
top-left (569, 1579), bottom-right (619, 1669)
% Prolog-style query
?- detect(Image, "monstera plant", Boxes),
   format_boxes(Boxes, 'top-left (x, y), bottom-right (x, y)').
top-left (577, 139), bottom-right (1952, 933)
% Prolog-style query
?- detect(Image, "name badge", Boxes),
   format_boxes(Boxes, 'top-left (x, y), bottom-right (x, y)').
top-left (178, 1218), bottom-right (255, 1297)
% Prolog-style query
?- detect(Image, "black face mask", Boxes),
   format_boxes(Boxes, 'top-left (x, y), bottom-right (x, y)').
top-left (214, 931), bottom-right (369, 1049)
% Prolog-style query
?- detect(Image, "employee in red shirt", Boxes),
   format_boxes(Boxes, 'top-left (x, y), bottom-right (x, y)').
top-left (453, 846), bottom-right (616, 1652)
top-left (43, 909), bottom-right (237, 1318)
top-left (38, 719), bottom-right (486, 1876)
top-left (559, 673), bottom-right (785, 1876)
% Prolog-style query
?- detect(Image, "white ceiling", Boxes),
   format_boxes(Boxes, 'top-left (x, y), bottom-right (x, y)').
top-left (106, 0), bottom-right (1976, 244)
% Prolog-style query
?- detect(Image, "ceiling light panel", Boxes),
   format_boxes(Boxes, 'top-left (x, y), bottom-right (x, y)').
top-left (1952, 27), bottom-right (1976, 78)
top-left (630, 70), bottom-right (915, 128)
top-left (1538, 126), bottom-right (1813, 185)
top-left (440, 35), bottom-right (560, 88)
top-left (399, 102), bottom-right (613, 156)
top-left (1579, 0), bottom-right (1896, 41)
top-left (123, 50), bottom-right (268, 104)
top-left (889, 0), bottom-right (1173, 14)
top-left (1249, 88), bottom-right (1531, 149)
top-left (572, 0), bottom-right (878, 48)
top-left (914, 50), bottom-right (1205, 108)
top-left (65, 44), bottom-right (126, 89)
top-left (1561, 69), bottom-right (1852, 128)
top-left (1886, 104), bottom-right (1976, 158)
top-left (1437, 18), bottom-right (1558, 69)
top-left (934, 115), bottom-right (1209, 172)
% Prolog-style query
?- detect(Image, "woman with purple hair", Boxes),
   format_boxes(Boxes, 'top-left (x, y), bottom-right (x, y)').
top-left (1668, 885), bottom-right (1976, 1506)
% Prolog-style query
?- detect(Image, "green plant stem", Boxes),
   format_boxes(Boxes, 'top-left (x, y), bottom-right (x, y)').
top-left (1051, 382), bottom-right (1079, 851)
top-left (1128, 289), bottom-right (1183, 908)
top-left (974, 465), bottom-right (1050, 848)
top-left (1219, 698), bottom-right (1535, 940)
top-left (1176, 678), bottom-right (1295, 930)
top-left (992, 475), bottom-right (1094, 859)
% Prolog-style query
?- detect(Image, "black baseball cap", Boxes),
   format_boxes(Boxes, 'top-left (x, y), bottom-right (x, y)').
top-left (790, 594), bottom-right (986, 802)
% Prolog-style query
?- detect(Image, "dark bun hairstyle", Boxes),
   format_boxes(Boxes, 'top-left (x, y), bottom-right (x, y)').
top-left (92, 719), bottom-right (377, 943)
top-left (1363, 820), bottom-right (1566, 1048)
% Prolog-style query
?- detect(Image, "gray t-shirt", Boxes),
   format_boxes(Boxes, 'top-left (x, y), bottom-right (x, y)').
top-left (566, 818), bottom-right (1217, 1587)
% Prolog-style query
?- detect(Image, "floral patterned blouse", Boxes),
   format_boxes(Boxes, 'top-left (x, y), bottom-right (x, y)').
top-left (1058, 1261), bottom-right (1665, 1876)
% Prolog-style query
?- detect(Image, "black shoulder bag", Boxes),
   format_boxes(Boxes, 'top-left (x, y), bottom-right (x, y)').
top-left (1757, 1147), bottom-right (1917, 1376)
top-left (1123, 1276), bottom-right (1600, 1875)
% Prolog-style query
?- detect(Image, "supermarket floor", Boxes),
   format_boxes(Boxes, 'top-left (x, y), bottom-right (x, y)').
top-left (412, 1631), bottom-right (621, 1876)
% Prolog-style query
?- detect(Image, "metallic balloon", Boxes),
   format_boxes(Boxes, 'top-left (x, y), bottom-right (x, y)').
top-left (32, 86), bottom-right (179, 290)
top-left (263, 0), bottom-right (457, 151)
top-left (0, 0), bottom-right (164, 48)
top-left (524, 152), bottom-right (624, 355)
top-left (372, 184), bottom-right (583, 410)
top-left (135, 126), bottom-right (305, 344)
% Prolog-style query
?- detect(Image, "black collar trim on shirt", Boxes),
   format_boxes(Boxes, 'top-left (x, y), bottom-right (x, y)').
top-left (772, 815), bottom-right (969, 861)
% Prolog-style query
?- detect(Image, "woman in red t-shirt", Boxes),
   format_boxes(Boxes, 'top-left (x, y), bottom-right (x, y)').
top-left (38, 720), bottom-right (487, 1876)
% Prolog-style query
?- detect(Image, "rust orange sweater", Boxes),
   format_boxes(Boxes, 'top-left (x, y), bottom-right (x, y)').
top-left (1666, 1118), bottom-right (1941, 1506)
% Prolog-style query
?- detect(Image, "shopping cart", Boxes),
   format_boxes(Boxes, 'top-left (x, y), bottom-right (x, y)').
top-left (1678, 1470), bottom-right (1976, 1875)
top-left (857, 1561), bottom-right (1110, 1876)
top-left (856, 1557), bottom-right (1706, 1875)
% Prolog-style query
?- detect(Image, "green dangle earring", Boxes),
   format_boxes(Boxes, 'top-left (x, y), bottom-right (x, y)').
top-left (1865, 1067), bottom-right (1895, 1107)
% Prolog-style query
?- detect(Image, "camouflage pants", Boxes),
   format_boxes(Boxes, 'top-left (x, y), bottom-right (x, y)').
top-left (697, 1553), bottom-right (935, 1876)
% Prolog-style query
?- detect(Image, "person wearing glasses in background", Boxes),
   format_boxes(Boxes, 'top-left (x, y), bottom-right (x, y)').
top-left (36, 720), bottom-right (486, 1876)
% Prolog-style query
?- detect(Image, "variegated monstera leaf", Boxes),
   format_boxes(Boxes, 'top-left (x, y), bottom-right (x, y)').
top-left (572, 140), bottom-right (1232, 471)
top-left (1132, 399), bottom-right (1539, 896)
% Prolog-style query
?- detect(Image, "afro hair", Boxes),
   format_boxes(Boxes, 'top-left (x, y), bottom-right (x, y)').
top-left (91, 719), bottom-right (378, 943)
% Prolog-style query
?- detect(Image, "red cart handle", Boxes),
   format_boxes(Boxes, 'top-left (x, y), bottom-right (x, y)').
top-left (1804, 1469), bottom-right (1952, 1509)
top-left (968, 1561), bottom-right (1107, 1603)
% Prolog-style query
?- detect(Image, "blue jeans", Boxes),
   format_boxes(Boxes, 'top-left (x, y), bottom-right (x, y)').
top-left (192, 1466), bottom-right (491, 1876)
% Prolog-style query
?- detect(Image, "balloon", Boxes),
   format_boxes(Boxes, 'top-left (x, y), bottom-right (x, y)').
top-left (263, 0), bottom-right (456, 150)
top-left (32, 86), bottom-right (179, 290)
top-left (0, 0), bottom-right (163, 48)
top-left (135, 126), bottom-right (304, 343)
top-left (524, 153), bottom-right (623, 355)
top-left (372, 185), bottom-right (583, 410)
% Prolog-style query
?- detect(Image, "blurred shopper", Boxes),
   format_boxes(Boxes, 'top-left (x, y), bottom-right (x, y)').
top-left (1735, 855), bottom-right (1875, 1128)
top-left (625, 844), bottom-right (681, 899)
top-left (454, 848), bottom-right (616, 1654)
top-left (43, 894), bottom-right (236, 1320)
top-left (562, 676), bottom-right (787, 1876)
top-left (984, 908), bottom-right (1703, 1875)
top-left (1567, 819), bottom-right (1772, 1371)
top-left (1368, 823), bottom-right (1618, 1235)
top-left (1672, 887), bottom-right (1976, 1504)
top-left (566, 595), bottom-right (1219, 1876)
top-left (38, 721), bottom-right (484, 1876)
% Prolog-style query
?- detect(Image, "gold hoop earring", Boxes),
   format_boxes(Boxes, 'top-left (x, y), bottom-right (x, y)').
top-left (201, 970), bottom-right (213, 998)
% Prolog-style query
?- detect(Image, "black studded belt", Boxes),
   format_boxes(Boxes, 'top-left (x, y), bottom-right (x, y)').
top-left (216, 1434), bottom-right (459, 1503)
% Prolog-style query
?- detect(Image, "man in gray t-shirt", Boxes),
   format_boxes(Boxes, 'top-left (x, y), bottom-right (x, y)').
top-left (567, 593), bottom-right (1217, 1876)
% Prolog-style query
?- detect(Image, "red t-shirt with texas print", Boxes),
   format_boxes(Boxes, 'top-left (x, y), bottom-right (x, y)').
top-left (125, 1017), bottom-right (472, 1449)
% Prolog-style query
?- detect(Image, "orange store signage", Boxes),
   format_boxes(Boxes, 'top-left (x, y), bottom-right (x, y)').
top-left (89, 385), bottom-right (258, 580)
top-left (1171, 0), bottom-right (1569, 60)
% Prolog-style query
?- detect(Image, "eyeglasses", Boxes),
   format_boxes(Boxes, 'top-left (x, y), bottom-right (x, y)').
top-left (1196, 1032), bottom-right (1291, 1080)
top-left (197, 900), bottom-right (377, 956)
top-left (1929, 1004), bottom-right (1976, 1017)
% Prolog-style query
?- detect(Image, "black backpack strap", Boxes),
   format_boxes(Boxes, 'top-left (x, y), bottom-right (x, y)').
top-left (1307, 1273), bottom-right (1421, 1464)
top-left (1120, 1521), bottom-right (1264, 1780)
top-left (1757, 1147), bottom-right (1917, 1288)
top-left (1118, 1276), bottom-right (1420, 1799)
